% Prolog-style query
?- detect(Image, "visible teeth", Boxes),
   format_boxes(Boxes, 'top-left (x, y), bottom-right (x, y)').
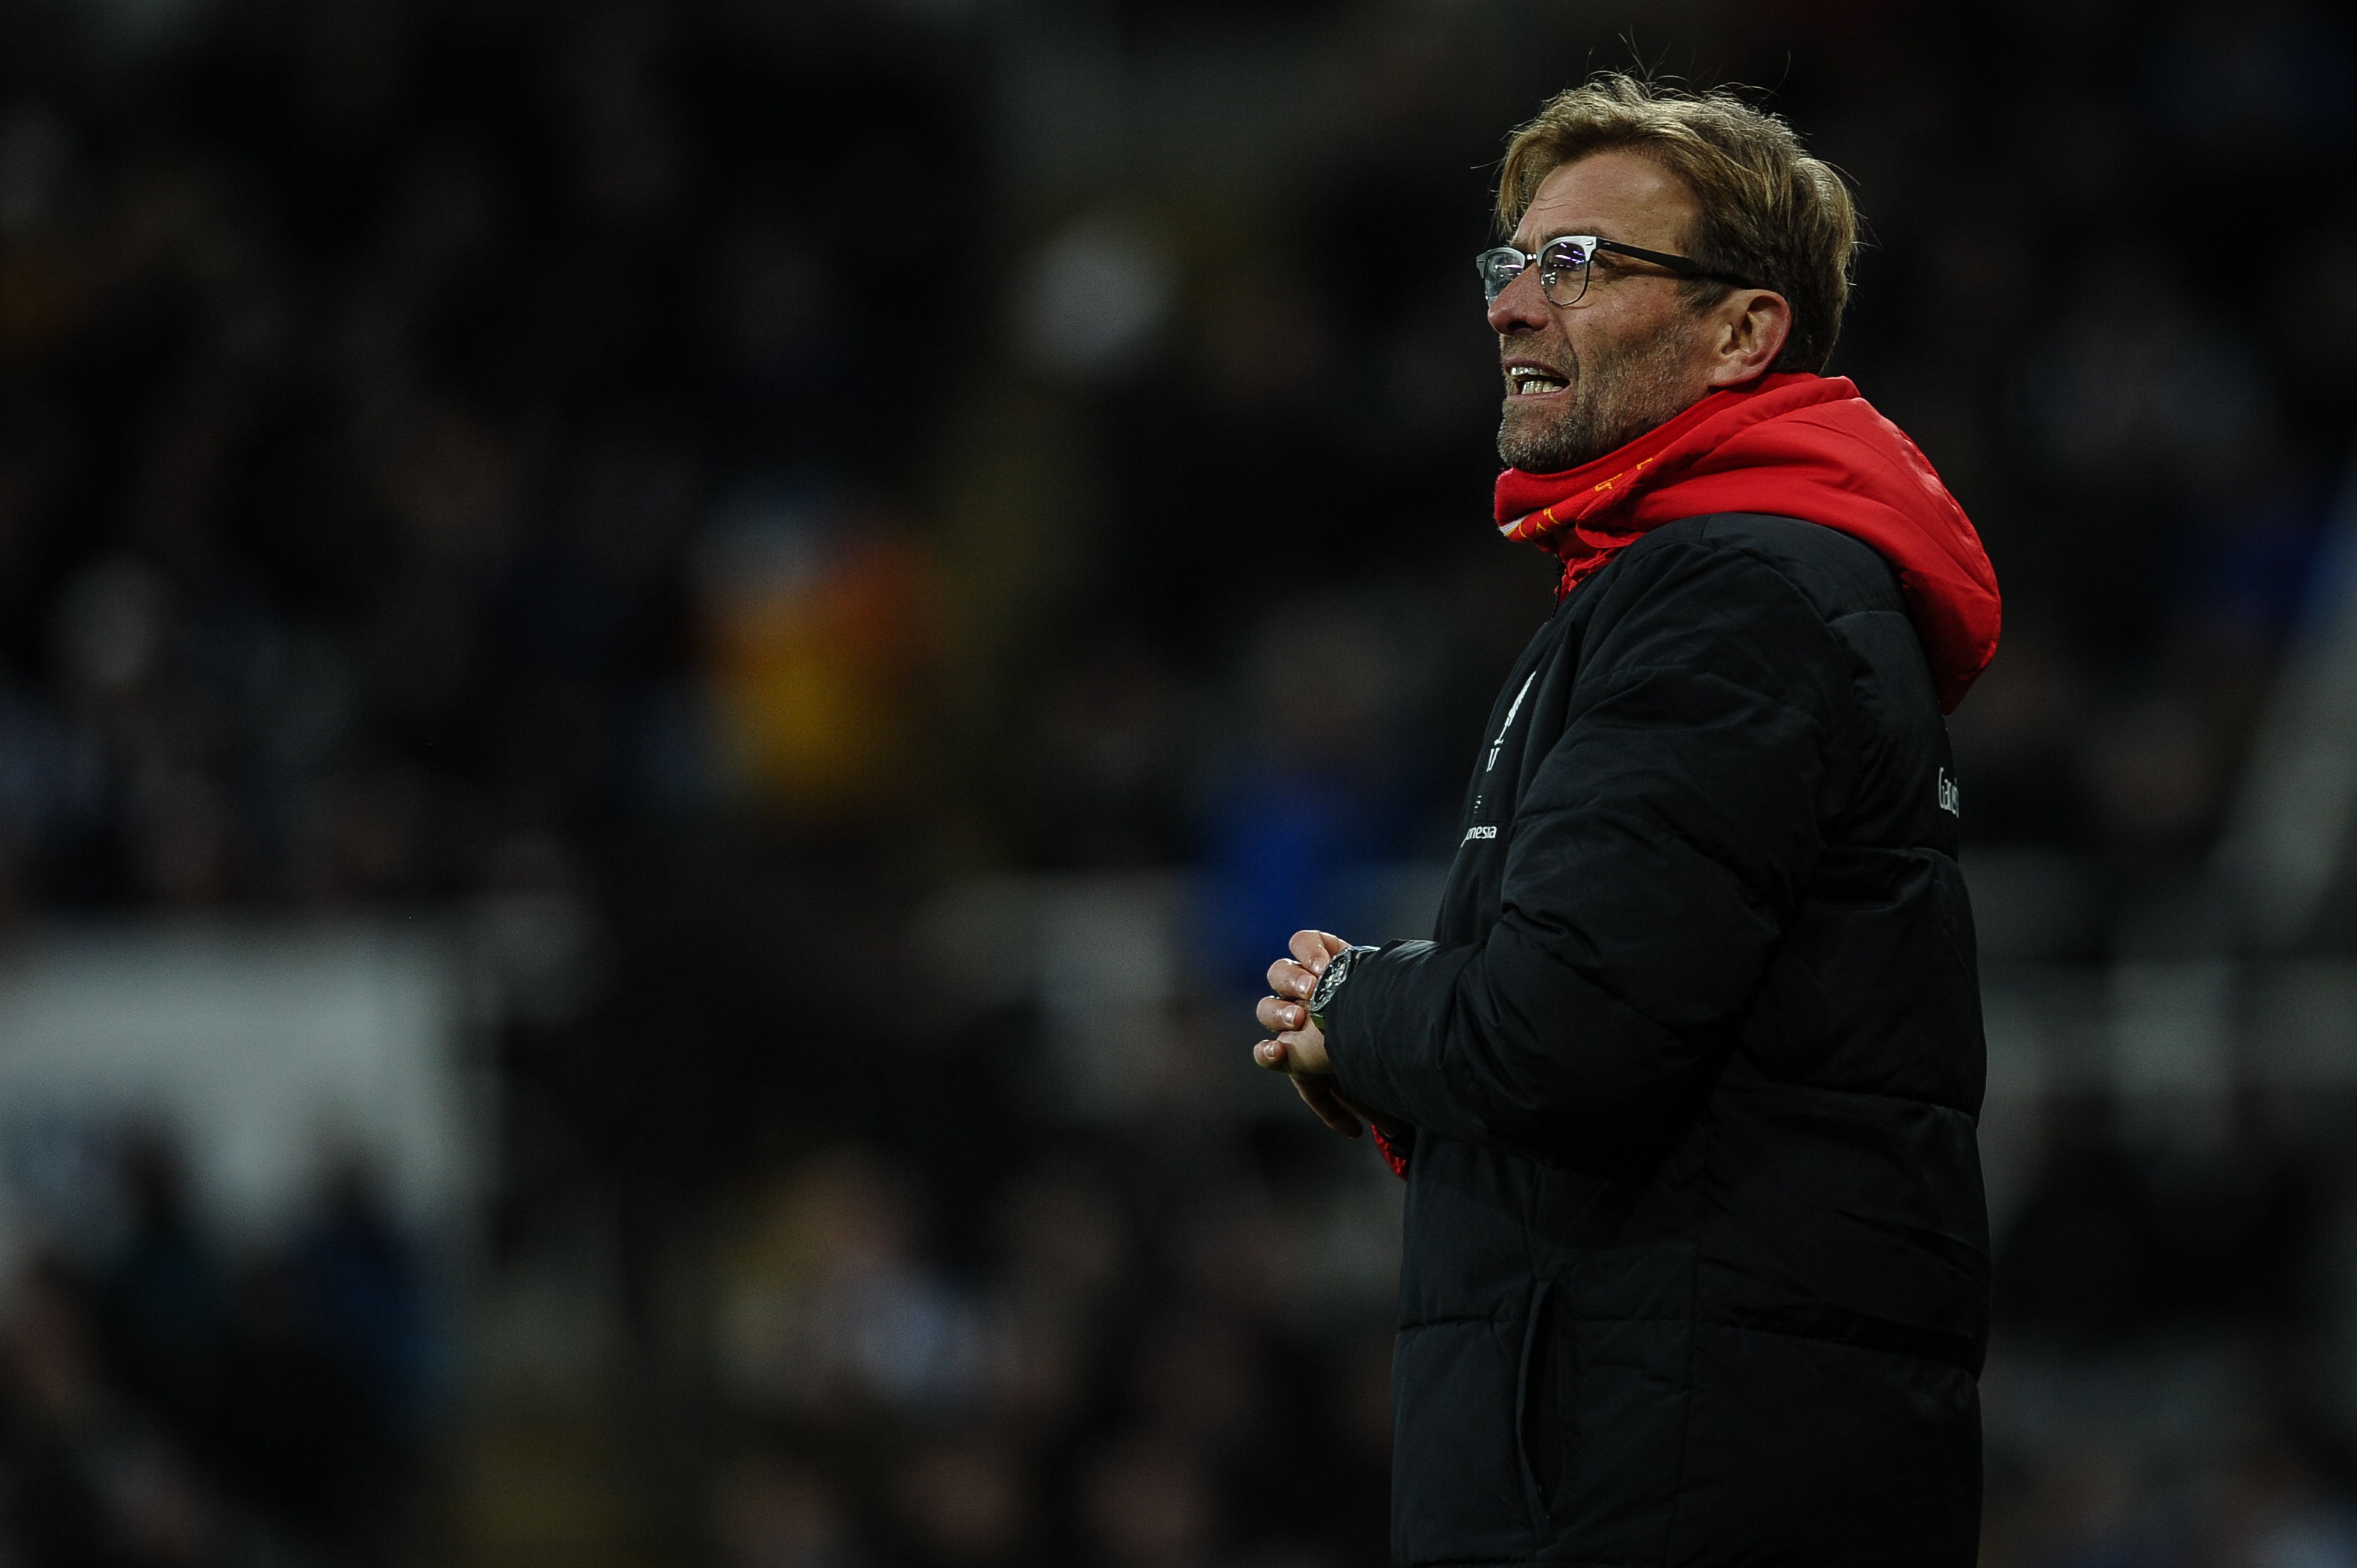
top-left (1513, 372), bottom-right (1567, 395)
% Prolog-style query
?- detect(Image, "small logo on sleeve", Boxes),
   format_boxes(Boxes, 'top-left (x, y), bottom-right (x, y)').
top-left (1462, 824), bottom-right (1498, 843)
top-left (1937, 768), bottom-right (1961, 818)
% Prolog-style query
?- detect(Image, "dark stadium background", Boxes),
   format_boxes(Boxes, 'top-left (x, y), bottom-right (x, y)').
top-left (0, 1), bottom-right (2352, 1564)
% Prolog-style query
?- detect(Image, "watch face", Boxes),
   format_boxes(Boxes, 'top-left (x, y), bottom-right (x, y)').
top-left (1312, 950), bottom-right (1353, 1010)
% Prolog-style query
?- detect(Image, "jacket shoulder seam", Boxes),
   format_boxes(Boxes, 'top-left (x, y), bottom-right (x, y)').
top-left (1584, 528), bottom-right (1876, 811)
top-left (1619, 516), bottom-right (1901, 620)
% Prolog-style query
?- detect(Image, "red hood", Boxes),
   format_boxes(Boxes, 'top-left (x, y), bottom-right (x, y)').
top-left (1494, 371), bottom-right (2001, 712)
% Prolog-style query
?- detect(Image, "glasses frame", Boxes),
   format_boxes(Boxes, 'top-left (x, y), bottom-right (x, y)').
top-left (1476, 235), bottom-right (1753, 308)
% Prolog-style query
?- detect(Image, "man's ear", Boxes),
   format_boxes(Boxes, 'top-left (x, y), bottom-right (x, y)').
top-left (1705, 289), bottom-right (1792, 388)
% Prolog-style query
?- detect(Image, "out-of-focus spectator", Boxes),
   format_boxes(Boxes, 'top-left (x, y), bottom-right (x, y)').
top-left (1997, 1094), bottom-right (2170, 1347)
top-left (98, 1133), bottom-right (222, 1443)
top-left (1015, 628), bottom-right (1198, 871)
top-left (983, 1161), bottom-right (1127, 1433)
top-left (2012, 1443), bottom-right (2170, 1568)
top-left (1, 1124), bottom-right (447, 1564)
top-left (1079, 1434), bottom-right (1219, 1568)
top-left (892, 1438), bottom-right (1031, 1568)
top-left (2205, 1418), bottom-right (2357, 1568)
top-left (2150, 1092), bottom-right (2317, 1329)
top-left (697, 503), bottom-right (942, 823)
top-left (1997, 1089), bottom-right (2326, 1349)
top-left (212, 1253), bottom-right (387, 1556)
top-left (0, 1250), bottom-right (216, 1567)
top-left (1197, 595), bottom-right (1419, 991)
top-left (714, 1451), bottom-right (867, 1568)
top-left (290, 1157), bottom-right (438, 1429)
top-left (716, 1150), bottom-right (983, 1421)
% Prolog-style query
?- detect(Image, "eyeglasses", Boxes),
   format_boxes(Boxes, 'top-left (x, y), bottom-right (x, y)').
top-left (1475, 235), bottom-right (1752, 308)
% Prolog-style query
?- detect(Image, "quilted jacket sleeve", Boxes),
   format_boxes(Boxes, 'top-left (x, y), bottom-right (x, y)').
top-left (1322, 536), bottom-right (1859, 1170)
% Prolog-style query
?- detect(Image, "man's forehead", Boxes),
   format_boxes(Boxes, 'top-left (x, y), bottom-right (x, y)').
top-left (1513, 151), bottom-right (1695, 243)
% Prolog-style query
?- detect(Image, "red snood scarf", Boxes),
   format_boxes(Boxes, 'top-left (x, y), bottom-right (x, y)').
top-left (1495, 371), bottom-right (2002, 712)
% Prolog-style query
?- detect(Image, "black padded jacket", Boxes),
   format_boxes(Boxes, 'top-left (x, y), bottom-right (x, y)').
top-left (1322, 512), bottom-right (1990, 1568)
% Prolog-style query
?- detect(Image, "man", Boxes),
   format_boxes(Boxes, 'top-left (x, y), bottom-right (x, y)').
top-left (1251, 76), bottom-right (2001, 1567)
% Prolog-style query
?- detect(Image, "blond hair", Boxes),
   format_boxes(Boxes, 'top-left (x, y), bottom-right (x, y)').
top-left (1497, 74), bottom-right (1859, 374)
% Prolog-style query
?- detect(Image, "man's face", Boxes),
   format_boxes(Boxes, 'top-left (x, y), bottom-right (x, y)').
top-left (1491, 149), bottom-right (1720, 474)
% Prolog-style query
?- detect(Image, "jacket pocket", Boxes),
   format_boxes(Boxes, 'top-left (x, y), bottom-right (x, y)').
top-left (1553, 1242), bottom-right (1696, 1564)
top-left (1515, 1278), bottom-right (1559, 1534)
top-left (1392, 1310), bottom-right (1541, 1567)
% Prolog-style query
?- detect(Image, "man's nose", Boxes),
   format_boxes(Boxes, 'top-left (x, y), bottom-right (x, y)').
top-left (1486, 263), bottom-right (1550, 335)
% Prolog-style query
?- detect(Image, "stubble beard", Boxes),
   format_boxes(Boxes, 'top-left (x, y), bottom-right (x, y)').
top-left (1496, 324), bottom-right (1703, 474)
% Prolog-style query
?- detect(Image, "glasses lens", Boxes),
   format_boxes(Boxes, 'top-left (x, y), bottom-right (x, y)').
top-left (1539, 239), bottom-right (1593, 306)
top-left (1477, 248), bottom-right (1526, 304)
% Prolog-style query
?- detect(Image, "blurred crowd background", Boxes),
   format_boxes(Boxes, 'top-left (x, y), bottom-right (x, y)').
top-left (0, 0), bottom-right (2353, 1564)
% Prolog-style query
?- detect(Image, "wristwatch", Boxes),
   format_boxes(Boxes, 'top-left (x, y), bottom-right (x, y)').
top-left (1307, 945), bottom-right (1380, 1033)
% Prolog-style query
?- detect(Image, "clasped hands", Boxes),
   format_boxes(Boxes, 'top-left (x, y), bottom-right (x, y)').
top-left (1253, 928), bottom-right (1403, 1143)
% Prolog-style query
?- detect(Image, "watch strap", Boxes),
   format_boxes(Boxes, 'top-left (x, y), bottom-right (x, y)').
top-left (1308, 944), bottom-right (1380, 1032)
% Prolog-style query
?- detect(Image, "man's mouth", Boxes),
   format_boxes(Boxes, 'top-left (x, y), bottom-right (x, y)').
top-left (1506, 363), bottom-right (1569, 398)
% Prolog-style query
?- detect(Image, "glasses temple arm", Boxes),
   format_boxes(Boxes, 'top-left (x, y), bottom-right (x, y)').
top-left (1596, 240), bottom-right (1754, 289)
